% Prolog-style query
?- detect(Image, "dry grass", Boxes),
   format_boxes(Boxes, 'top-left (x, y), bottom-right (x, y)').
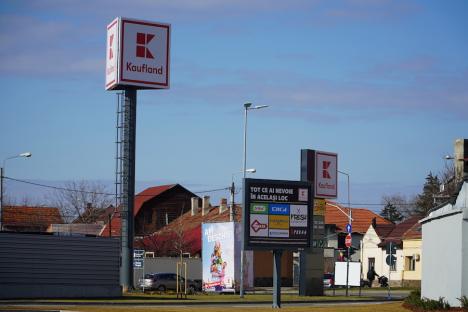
top-left (0, 302), bottom-right (409, 312)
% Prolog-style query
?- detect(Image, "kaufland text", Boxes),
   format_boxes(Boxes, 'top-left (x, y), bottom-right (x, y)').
top-left (126, 62), bottom-right (163, 74)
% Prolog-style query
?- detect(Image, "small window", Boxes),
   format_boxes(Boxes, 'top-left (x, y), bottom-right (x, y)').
top-left (405, 256), bottom-right (416, 271)
top-left (368, 258), bottom-right (375, 272)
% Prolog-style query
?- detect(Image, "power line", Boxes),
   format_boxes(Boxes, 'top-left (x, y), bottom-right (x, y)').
top-left (4, 176), bottom-right (231, 197)
top-left (4, 176), bottom-right (419, 207)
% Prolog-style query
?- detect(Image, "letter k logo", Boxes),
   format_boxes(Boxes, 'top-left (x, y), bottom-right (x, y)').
top-left (322, 161), bottom-right (331, 179)
top-left (136, 32), bottom-right (155, 59)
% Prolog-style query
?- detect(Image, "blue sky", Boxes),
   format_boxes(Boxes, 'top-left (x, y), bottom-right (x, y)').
top-left (0, 0), bottom-right (466, 211)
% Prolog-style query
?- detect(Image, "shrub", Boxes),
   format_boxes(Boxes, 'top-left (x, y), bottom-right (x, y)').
top-left (404, 290), bottom-right (451, 310)
top-left (458, 295), bottom-right (468, 310)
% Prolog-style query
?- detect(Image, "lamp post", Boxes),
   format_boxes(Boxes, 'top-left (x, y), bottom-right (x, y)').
top-left (338, 170), bottom-right (351, 296)
top-left (230, 169), bottom-right (256, 222)
top-left (1, 152), bottom-right (32, 231)
top-left (240, 102), bottom-right (268, 298)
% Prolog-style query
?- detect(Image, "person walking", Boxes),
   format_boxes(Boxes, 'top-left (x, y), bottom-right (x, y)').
top-left (366, 266), bottom-right (379, 287)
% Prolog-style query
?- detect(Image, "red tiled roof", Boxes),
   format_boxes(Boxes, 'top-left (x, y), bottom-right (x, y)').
top-left (3, 206), bottom-right (63, 231)
top-left (100, 184), bottom-right (180, 237)
top-left (134, 185), bottom-right (177, 215)
top-left (402, 221), bottom-right (422, 240)
top-left (325, 201), bottom-right (392, 234)
top-left (137, 205), bottom-right (238, 255)
top-left (374, 224), bottom-right (395, 238)
top-left (378, 216), bottom-right (422, 246)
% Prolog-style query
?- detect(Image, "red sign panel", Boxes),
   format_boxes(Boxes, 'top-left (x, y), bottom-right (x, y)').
top-left (345, 234), bottom-right (352, 248)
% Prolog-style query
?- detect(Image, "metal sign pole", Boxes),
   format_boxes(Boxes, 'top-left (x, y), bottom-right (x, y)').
top-left (388, 242), bottom-right (392, 300)
top-left (120, 88), bottom-right (137, 291)
top-left (272, 249), bottom-right (283, 309)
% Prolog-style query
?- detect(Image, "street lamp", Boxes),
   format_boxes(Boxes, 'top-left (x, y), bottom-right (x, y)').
top-left (338, 170), bottom-right (351, 296)
top-left (230, 169), bottom-right (256, 222)
top-left (1, 152), bottom-right (32, 231)
top-left (241, 102), bottom-right (268, 298)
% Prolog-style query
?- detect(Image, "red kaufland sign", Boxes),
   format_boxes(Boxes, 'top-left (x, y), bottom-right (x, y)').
top-left (314, 151), bottom-right (338, 199)
top-left (105, 17), bottom-right (170, 90)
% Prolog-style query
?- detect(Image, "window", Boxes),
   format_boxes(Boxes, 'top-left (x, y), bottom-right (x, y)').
top-left (405, 256), bottom-right (416, 271)
top-left (368, 258), bottom-right (375, 272)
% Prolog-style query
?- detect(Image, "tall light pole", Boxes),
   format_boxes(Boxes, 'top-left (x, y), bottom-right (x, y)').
top-left (338, 170), bottom-right (351, 296)
top-left (1, 152), bottom-right (32, 231)
top-left (240, 102), bottom-right (268, 298)
top-left (231, 168), bottom-right (256, 222)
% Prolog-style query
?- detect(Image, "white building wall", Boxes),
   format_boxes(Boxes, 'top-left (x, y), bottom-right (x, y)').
top-left (361, 226), bottom-right (404, 286)
top-left (422, 213), bottom-right (463, 306)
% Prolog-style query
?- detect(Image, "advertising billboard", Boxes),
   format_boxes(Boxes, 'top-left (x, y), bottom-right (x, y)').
top-left (202, 222), bottom-right (236, 292)
top-left (244, 178), bottom-right (312, 250)
top-left (105, 17), bottom-right (170, 90)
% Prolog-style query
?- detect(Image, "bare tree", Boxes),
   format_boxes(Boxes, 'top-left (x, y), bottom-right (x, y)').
top-left (381, 194), bottom-right (415, 219)
top-left (439, 161), bottom-right (457, 196)
top-left (47, 180), bottom-right (113, 223)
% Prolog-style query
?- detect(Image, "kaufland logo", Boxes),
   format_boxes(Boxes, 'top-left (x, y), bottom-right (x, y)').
top-left (322, 161), bottom-right (331, 179)
top-left (136, 32), bottom-right (154, 59)
top-left (125, 32), bottom-right (163, 75)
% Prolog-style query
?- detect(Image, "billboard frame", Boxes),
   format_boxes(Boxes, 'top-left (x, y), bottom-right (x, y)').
top-left (243, 178), bottom-right (312, 250)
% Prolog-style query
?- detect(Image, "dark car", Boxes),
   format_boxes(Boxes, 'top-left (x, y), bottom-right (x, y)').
top-left (139, 273), bottom-right (201, 293)
top-left (323, 273), bottom-right (334, 288)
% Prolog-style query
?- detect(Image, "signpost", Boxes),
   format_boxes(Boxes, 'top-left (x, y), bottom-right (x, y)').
top-left (133, 249), bottom-right (145, 291)
top-left (346, 223), bottom-right (352, 234)
top-left (386, 241), bottom-right (396, 299)
top-left (106, 17), bottom-right (171, 292)
top-left (244, 178), bottom-right (312, 308)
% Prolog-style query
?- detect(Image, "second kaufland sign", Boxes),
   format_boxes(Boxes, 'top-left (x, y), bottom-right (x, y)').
top-left (105, 17), bottom-right (170, 90)
top-left (244, 178), bottom-right (312, 250)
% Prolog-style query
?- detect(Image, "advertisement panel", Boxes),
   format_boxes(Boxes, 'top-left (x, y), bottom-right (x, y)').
top-left (202, 222), bottom-right (236, 292)
top-left (244, 178), bottom-right (312, 250)
top-left (315, 151), bottom-right (338, 198)
top-left (105, 17), bottom-right (170, 90)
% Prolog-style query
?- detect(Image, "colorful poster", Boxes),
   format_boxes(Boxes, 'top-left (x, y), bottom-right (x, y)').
top-left (202, 222), bottom-right (235, 292)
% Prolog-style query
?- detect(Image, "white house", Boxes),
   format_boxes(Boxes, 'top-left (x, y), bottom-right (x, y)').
top-left (420, 181), bottom-right (468, 307)
top-left (361, 216), bottom-right (421, 286)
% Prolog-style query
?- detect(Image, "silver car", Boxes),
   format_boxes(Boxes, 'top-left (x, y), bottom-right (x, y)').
top-left (139, 273), bottom-right (200, 293)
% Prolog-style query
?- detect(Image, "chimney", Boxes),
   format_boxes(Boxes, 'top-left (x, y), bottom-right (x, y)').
top-left (191, 197), bottom-right (199, 216)
top-left (454, 139), bottom-right (468, 182)
top-left (202, 196), bottom-right (210, 216)
top-left (219, 198), bottom-right (228, 214)
top-left (372, 217), bottom-right (377, 228)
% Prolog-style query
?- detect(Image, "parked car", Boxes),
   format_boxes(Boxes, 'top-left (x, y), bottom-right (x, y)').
top-left (139, 273), bottom-right (201, 293)
top-left (323, 273), bottom-right (334, 288)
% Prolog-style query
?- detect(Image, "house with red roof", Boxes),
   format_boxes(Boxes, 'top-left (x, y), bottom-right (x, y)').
top-left (361, 215), bottom-right (422, 286)
top-left (324, 202), bottom-right (392, 265)
top-left (135, 197), bottom-right (295, 287)
top-left (101, 184), bottom-right (198, 237)
top-left (2, 205), bottom-right (63, 233)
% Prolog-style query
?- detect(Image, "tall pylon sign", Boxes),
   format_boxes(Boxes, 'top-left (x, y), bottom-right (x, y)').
top-left (105, 17), bottom-right (171, 291)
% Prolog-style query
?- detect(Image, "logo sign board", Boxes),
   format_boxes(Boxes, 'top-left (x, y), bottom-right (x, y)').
top-left (315, 151), bottom-right (338, 198)
top-left (244, 178), bottom-right (312, 250)
top-left (106, 17), bottom-right (170, 90)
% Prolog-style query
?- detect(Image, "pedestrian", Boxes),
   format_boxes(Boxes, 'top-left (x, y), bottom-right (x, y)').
top-left (366, 266), bottom-right (379, 287)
